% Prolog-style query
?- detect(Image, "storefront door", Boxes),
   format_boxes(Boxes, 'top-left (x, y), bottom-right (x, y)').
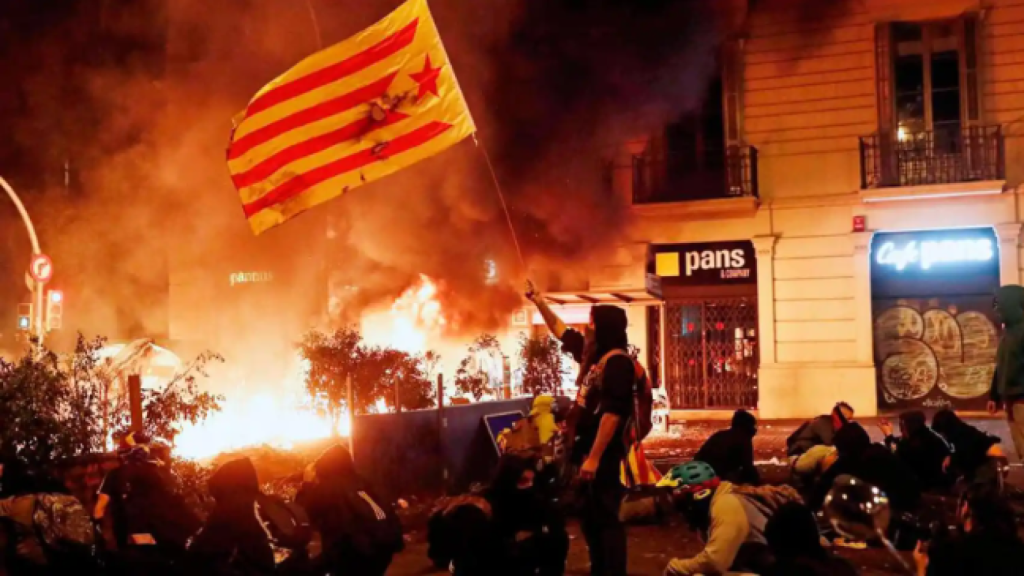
top-left (664, 298), bottom-right (758, 408)
top-left (649, 240), bottom-right (760, 409)
top-left (871, 227), bottom-right (1001, 411)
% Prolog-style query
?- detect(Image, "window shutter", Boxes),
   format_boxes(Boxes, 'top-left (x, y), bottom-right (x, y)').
top-left (959, 14), bottom-right (981, 126)
top-left (721, 39), bottom-right (744, 146)
top-left (874, 22), bottom-right (894, 134)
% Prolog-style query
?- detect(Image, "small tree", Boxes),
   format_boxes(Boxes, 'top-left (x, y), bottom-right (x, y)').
top-left (300, 327), bottom-right (366, 430)
top-left (362, 347), bottom-right (436, 412)
top-left (453, 334), bottom-right (502, 401)
top-left (519, 333), bottom-right (569, 396)
top-left (301, 327), bottom-right (437, 419)
top-left (0, 334), bottom-right (222, 470)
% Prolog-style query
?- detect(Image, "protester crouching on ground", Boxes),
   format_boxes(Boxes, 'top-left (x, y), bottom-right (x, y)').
top-left (879, 411), bottom-right (952, 492)
top-left (694, 410), bottom-right (760, 485)
top-left (763, 501), bottom-right (858, 576)
top-left (660, 461), bottom-right (801, 576)
top-left (296, 445), bottom-right (402, 576)
top-left (188, 457), bottom-right (274, 575)
top-left (809, 422), bottom-right (920, 516)
top-left (915, 485), bottom-right (1024, 576)
top-left (930, 409), bottom-right (1006, 490)
top-left (484, 453), bottom-right (569, 576)
top-left (989, 284), bottom-right (1024, 459)
top-left (526, 281), bottom-right (637, 576)
top-left (95, 433), bottom-right (201, 575)
top-left (786, 402), bottom-right (854, 484)
top-left (427, 494), bottom-right (499, 575)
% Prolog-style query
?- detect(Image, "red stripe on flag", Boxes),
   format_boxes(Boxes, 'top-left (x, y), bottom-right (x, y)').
top-left (246, 19), bottom-right (419, 117)
top-left (231, 111), bottom-right (410, 189)
top-left (242, 121), bottom-right (453, 218)
top-left (229, 72), bottom-right (398, 160)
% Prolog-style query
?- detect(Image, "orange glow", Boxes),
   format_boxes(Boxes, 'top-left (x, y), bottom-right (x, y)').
top-left (174, 354), bottom-right (350, 461)
top-left (174, 276), bottom-right (448, 460)
top-left (362, 274), bottom-right (446, 355)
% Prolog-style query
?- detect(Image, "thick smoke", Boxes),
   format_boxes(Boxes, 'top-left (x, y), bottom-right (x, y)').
top-left (0, 0), bottom-right (837, 358)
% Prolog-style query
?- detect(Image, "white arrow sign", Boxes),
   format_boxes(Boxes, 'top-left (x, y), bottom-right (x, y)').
top-left (29, 254), bottom-right (52, 283)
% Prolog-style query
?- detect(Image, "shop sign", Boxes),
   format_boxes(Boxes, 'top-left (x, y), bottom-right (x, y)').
top-left (229, 271), bottom-right (274, 286)
top-left (870, 228), bottom-right (1000, 299)
top-left (649, 241), bottom-right (756, 285)
top-left (875, 237), bottom-right (994, 271)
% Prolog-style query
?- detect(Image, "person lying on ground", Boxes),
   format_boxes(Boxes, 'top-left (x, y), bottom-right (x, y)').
top-left (187, 457), bottom-right (275, 575)
top-left (694, 410), bottom-right (760, 485)
top-left (809, 422), bottom-right (920, 515)
top-left (879, 411), bottom-right (952, 492)
top-left (787, 402), bottom-right (854, 482)
top-left (763, 501), bottom-right (858, 576)
top-left (484, 453), bottom-right (569, 576)
top-left (915, 484), bottom-right (1024, 576)
top-left (660, 461), bottom-right (801, 576)
top-left (930, 409), bottom-right (1006, 489)
top-left (296, 445), bottom-right (403, 576)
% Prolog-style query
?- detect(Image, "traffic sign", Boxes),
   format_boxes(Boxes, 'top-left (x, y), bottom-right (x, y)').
top-left (29, 254), bottom-right (52, 283)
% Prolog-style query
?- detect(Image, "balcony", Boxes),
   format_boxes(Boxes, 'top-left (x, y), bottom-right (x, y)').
top-left (859, 126), bottom-right (1005, 191)
top-left (632, 145), bottom-right (759, 205)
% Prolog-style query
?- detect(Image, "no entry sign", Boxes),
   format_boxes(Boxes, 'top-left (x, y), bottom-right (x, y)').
top-left (29, 253), bottom-right (52, 283)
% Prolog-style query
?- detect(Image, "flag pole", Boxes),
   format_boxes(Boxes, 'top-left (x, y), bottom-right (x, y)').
top-left (472, 134), bottom-right (527, 271)
top-left (304, 0), bottom-right (324, 50)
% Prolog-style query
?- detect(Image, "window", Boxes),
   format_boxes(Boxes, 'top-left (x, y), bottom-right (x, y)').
top-left (880, 17), bottom-right (981, 143)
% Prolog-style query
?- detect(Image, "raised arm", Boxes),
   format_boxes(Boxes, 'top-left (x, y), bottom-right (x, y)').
top-left (526, 279), bottom-right (567, 339)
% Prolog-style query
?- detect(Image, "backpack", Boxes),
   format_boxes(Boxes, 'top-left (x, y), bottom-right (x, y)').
top-left (338, 489), bottom-right (404, 558)
top-left (32, 493), bottom-right (95, 554)
top-left (255, 494), bottom-right (311, 550)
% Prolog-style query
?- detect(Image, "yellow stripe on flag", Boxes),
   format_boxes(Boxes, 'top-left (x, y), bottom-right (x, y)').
top-left (227, 0), bottom-right (476, 235)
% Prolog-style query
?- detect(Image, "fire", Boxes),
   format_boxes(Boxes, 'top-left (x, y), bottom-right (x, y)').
top-left (174, 393), bottom-right (350, 461)
top-left (174, 355), bottom-right (350, 461)
top-left (173, 275), bottom-right (445, 461)
top-left (363, 274), bottom-right (445, 355)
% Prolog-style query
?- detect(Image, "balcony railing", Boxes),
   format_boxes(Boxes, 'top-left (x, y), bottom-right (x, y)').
top-left (859, 125), bottom-right (1004, 189)
top-left (632, 145), bottom-right (759, 204)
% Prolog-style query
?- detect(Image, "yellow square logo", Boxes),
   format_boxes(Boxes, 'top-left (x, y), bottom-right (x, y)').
top-left (655, 252), bottom-right (680, 277)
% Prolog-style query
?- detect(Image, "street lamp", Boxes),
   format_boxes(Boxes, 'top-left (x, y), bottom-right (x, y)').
top-left (0, 176), bottom-right (46, 349)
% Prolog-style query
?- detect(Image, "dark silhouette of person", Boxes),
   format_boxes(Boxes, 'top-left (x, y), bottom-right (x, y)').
top-left (695, 410), bottom-right (760, 485)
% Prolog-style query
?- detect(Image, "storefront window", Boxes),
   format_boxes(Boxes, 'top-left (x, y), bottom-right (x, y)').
top-left (870, 227), bottom-right (1000, 411)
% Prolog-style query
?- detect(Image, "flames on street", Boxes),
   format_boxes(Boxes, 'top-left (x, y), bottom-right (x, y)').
top-left (173, 275), bottom-right (448, 461)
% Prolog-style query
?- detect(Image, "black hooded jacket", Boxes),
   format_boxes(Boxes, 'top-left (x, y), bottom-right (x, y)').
top-left (931, 410), bottom-right (999, 481)
top-left (812, 423), bottom-right (920, 512)
top-left (482, 454), bottom-right (568, 576)
top-left (565, 305), bottom-right (635, 481)
top-left (885, 411), bottom-right (951, 491)
top-left (694, 411), bottom-right (760, 485)
top-left (189, 457), bottom-right (275, 575)
top-left (484, 455), bottom-right (562, 539)
top-left (297, 445), bottom-right (401, 570)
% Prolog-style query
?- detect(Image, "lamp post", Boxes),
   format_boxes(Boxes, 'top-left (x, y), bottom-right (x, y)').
top-left (1, 176), bottom-right (45, 348)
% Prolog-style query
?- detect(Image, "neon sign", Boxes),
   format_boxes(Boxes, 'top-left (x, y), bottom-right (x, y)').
top-left (875, 238), bottom-right (994, 271)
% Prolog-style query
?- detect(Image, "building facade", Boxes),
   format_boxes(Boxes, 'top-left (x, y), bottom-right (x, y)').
top-left (537, 0), bottom-right (1024, 418)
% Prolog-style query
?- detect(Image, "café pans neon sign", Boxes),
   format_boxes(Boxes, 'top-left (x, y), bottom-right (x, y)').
top-left (875, 238), bottom-right (994, 271)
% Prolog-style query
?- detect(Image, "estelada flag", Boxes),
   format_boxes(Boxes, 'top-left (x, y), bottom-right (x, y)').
top-left (227, 0), bottom-right (476, 235)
